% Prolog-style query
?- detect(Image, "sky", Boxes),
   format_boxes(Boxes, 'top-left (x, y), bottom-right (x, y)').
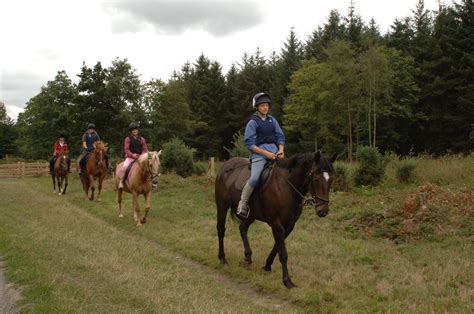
top-left (0, 0), bottom-right (442, 120)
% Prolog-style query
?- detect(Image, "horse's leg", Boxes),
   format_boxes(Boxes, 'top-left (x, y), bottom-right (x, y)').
top-left (96, 175), bottom-right (103, 202)
top-left (216, 204), bottom-right (230, 265)
top-left (263, 224), bottom-right (295, 272)
top-left (63, 175), bottom-right (68, 194)
top-left (52, 175), bottom-right (56, 193)
top-left (88, 174), bottom-right (95, 201)
top-left (140, 191), bottom-right (151, 224)
top-left (240, 218), bottom-right (255, 267)
top-left (80, 175), bottom-right (89, 199)
top-left (133, 192), bottom-right (142, 227)
top-left (117, 188), bottom-right (124, 218)
top-left (58, 176), bottom-right (63, 195)
top-left (272, 221), bottom-right (296, 289)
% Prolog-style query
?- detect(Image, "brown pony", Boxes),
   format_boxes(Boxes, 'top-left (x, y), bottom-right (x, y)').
top-left (52, 152), bottom-right (70, 195)
top-left (79, 141), bottom-right (108, 201)
top-left (114, 151), bottom-right (161, 226)
top-left (215, 151), bottom-right (336, 288)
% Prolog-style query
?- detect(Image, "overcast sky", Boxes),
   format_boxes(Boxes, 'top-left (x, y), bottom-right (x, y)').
top-left (1, 0), bottom-right (442, 120)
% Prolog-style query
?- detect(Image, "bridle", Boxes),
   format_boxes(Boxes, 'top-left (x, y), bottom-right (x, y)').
top-left (284, 164), bottom-right (330, 209)
top-left (146, 153), bottom-right (159, 182)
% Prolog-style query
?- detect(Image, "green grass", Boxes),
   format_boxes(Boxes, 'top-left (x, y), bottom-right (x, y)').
top-left (0, 154), bottom-right (473, 312)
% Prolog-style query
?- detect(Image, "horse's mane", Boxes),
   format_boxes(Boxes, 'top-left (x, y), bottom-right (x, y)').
top-left (277, 152), bottom-right (334, 172)
top-left (277, 153), bottom-right (314, 171)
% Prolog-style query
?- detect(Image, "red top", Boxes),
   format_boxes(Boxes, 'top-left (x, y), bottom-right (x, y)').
top-left (53, 142), bottom-right (69, 156)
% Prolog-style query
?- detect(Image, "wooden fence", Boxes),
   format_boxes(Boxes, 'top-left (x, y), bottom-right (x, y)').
top-left (0, 162), bottom-right (77, 178)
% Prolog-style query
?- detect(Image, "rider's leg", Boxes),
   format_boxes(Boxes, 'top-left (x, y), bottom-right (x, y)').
top-left (77, 152), bottom-right (85, 173)
top-left (118, 158), bottom-right (134, 189)
top-left (49, 157), bottom-right (55, 174)
top-left (237, 157), bottom-right (265, 218)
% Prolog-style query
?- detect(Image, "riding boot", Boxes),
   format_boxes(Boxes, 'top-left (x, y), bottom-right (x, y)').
top-left (49, 158), bottom-right (54, 175)
top-left (237, 181), bottom-right (254, 218)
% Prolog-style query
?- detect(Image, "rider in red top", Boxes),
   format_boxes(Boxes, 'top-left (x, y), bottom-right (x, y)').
top-left (50, 134), bottom-right (71, 174)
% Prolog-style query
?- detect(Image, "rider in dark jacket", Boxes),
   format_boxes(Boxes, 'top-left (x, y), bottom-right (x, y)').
top-left (236, 93), bottom-right (285, 218)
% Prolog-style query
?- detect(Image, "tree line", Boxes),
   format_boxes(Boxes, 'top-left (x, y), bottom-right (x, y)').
top-left (1, 0), bottom-right (472, 161)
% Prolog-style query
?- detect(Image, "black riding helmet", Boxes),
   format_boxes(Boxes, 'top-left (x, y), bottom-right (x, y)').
top-left (87, 123), bottom-right (96, 130)
top-left (252, 92), bottom-right (271, 109)
top-left (57, 133), bottom-right (66, 139)
top-left (129, 122), bottom-right (139, 131)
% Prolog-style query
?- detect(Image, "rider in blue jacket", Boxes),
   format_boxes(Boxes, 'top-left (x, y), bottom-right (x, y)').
top-left (237, 92), bottom-right (285, 218)
top-left (77, 123), bottom-right (102, 173)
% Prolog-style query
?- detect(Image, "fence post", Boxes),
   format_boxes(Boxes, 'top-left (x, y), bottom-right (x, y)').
top-left (21, 162), bottom-right (25, 178)
top-left (208, 157), bottom-right (216, 181)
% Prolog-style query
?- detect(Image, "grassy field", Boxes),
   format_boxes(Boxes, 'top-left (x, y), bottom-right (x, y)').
top-left (0, 155), bottom-right (473, 312)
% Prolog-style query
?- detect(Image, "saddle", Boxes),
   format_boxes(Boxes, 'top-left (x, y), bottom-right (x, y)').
top-left (235, 160), bottom-right (275, 191)
top-left (123, 160), bottom-right (137, 183)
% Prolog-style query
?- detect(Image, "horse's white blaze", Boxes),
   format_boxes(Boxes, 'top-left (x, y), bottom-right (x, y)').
top-left (323, 172), bottom-right (330, 182)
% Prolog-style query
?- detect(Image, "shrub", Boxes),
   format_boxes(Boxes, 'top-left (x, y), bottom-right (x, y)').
top-left (193, 161), bottom-right (208, 176)
top-left (396, 161), bottom-right (417, 183)
top-left (161, 138), bottom-right (196, 177)
top-left (354, 146), bottom-right (385, 186)
top-left (332, 162), bottom-right (350, 191)
top-left (224, 131), bottom-right (249, 158)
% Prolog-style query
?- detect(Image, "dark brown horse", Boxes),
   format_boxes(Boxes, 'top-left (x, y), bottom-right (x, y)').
top-left (215, 151), bottom-right (336, 288)
top-left (114, 151), bottom-right (161, 226)
top-left (79, 141), bottom-right (108, 201)
top-left (51, 152), bottom-right (69, 195)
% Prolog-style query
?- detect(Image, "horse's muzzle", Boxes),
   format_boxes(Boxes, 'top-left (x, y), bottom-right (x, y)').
top-left (316, 206), bottom-right (329, 217)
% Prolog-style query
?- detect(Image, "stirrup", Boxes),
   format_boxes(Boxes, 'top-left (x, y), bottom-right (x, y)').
top-left (236, 205), bottom-right (250, 219)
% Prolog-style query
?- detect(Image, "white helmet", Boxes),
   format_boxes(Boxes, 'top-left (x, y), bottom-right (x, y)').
top-left (252, 92), bottom-right (271, 109)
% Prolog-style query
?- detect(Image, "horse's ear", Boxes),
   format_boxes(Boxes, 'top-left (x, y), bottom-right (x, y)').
top-left (157, 150), bottom-right (162, 157)
top-left (314, 151), bottom-right (321, 163)
top-left (330, 153), bottom-right (337, 163)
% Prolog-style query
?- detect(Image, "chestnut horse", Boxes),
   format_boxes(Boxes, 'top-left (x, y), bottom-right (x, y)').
top-left (79, 141), bottom-right (108, 201)
top-left (114, 151), bottom-right (161, 226)
top-left (51, 152), bottom-right (69, 195)
top-left (215, 151), bottom-right (336, 288)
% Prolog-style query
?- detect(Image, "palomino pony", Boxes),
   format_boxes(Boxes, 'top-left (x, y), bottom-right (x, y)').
top-left (215, 151), bottom-right (336, 288)
top-left (79, 141), bottom-right (108, 201)
top-left (52, 152), bottom-right (70, 195)
top-left (114, 151), bottom-right (161, 226)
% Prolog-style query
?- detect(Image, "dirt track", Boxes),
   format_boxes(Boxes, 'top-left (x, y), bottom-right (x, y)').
top-left (0, 261), bottom-right (19, 314)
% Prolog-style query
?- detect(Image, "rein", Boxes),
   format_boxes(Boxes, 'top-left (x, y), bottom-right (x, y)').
top-left (283, 170), bottom-right (329, 208)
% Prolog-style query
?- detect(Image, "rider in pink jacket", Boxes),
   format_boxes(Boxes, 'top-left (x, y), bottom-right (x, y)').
top-left (118, 122), bottom-right (149, 189)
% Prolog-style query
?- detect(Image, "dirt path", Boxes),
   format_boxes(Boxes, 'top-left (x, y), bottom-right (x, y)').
top-left (67, 201), bottom-right (298, 312)
top-left (0, 261), bottom-right (20, 314)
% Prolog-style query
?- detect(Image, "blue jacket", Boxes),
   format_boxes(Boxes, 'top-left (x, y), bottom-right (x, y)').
top-left (82, 131), bottom-right (100, 152)
top-left (244, 114), bottom-right (285, 159)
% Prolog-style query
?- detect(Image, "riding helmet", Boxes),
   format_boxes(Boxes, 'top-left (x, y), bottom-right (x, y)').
top-left (57, 133), bottom-right (66, 139)
top-left (252, 92), bottom-right (271, 109)
top-left (87, 123), bottom-right (96, 130)
top-left (129, 122), bottom-right (139, 131)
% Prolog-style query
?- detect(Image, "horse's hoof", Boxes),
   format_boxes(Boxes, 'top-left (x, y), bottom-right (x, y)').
top-left (283, 278), bottom-right (297, 289)
top-left (219, 258), bottom-right (228, 265)
top-left (96, 198), bottom-right (101, 202)
top-left (119, 214), bottom-right (124, 218)
top-left (240, 260), bottom-right (252, 269)
top-left (140, 219), bottom-right (146, 224)
top-left (59, 192), bottom-right (62, 195)
top-left (262, 265), bottom-right (272, 272)
top-left (136, 223), bottom-right (142, 227)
